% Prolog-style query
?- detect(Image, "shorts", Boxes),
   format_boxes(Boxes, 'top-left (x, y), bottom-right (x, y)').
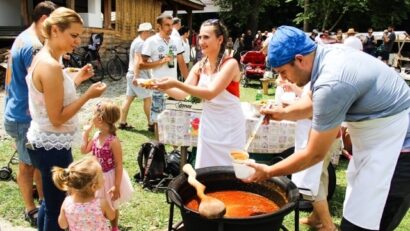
top-left (126, 74), bottom-right (152, 99)
top-left (150, 90), bottom-right (165, 123)
top-left (4, 119), bottom-right (32, 165)
top-left (381, 50), bottom-right (389, 61)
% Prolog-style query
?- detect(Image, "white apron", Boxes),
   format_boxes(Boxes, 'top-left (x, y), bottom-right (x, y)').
top-left (195, 72), bottom-right (246, 169)
top-left (290, 82), bottom-right (324, 197)
top-left (292, 119), bottom-right (324, 197)
top-left (343, 109), bottom-right (409, 229)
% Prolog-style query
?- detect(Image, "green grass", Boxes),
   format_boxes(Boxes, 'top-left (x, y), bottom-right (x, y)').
top-left (1, 80), bottom-right (409, 230)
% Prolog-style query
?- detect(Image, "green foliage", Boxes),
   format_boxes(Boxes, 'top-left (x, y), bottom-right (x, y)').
top-left (287, 0), bottom-right (369, 30)
top-left (287, 0), bottom-right (410, 31)
top-left (214, 0), bottom-right (280, 33)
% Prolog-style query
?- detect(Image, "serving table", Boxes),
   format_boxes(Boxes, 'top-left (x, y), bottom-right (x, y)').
top-left (158, 102), bottom-right (296, 169)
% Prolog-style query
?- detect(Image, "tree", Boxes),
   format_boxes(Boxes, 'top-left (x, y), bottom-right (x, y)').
top-left (214, 0), bottom-right (280, 35)
top-left (287, 0), bottom-right (368, 31)
top-left (288, 0), bottom-right (410, 32)
top-left (367, 0), bottom-right (410, 29)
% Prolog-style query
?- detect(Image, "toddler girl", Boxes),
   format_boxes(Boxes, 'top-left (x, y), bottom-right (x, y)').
top-left (52, 155), bottom-right (115, 231)
top-left (81, 101), bottom-right (134, 231)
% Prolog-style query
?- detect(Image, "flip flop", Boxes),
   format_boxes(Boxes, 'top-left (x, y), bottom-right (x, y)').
top-left (118, 122), bottom-right (134, 130)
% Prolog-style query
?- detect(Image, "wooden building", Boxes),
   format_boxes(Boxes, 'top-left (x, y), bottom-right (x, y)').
top-left (1, 0), bottom-right (204, 60)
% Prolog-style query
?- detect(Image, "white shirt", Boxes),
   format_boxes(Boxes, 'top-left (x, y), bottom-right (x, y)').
top-left (344, 36), bottom-right (363, 51)
top-left (141, 33), bottom-right (184, 79)
top-left (181, 37), bottom-right (190, 63)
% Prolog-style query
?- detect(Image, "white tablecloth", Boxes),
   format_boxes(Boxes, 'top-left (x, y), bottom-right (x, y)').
top-left (158, 109), bottom-right (296, 154)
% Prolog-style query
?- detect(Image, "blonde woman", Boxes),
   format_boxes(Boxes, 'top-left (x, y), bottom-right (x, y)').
top-left (26, 7), bottom-right (106, 230)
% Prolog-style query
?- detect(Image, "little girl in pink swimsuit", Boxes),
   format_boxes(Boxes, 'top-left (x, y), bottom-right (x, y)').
top-left (52, 156), bottom-right (115, 231)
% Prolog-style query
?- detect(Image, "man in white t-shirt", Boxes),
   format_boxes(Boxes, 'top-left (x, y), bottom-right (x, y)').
top-left (141, 13), bottom-right (187, 137)
top-left (171, 17), bottom-right (188, 81)
top-left (119, 22), bottom-right (154, 131)
top-left (344, 28), bottom-right (363, 51)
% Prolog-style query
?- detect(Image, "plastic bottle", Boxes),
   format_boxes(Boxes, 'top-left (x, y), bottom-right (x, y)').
top-left (255, 89), bottom-right (262, 101)
top-left (167, 46), bottom-right (175, 68)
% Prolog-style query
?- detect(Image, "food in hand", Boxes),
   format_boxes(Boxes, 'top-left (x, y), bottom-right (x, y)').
top-left (137, 79), bottom-right (156, 88)
top-left (66, 67), bottom-right (79, 72)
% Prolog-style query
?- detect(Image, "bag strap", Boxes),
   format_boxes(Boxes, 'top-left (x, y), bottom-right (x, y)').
top-left (143, 144), bottom-right (157, 182)
top-left (137, 143), bottom-right (147, 177)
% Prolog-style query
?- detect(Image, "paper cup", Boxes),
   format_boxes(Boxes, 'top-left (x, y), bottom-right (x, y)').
top-left (232, 159), bottom-right (255, 179)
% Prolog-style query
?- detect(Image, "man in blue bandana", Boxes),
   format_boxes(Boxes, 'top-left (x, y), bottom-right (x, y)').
top-left (246, 26), bottom-right (410, 231)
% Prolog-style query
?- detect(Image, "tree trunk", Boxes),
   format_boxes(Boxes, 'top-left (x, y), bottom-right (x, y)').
top-left (303, 0), bottom-right (309, 32)
top-left (247, 0), bottom-right (261, 35)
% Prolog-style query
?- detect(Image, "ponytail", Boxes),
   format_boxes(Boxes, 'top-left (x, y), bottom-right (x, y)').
top-left (52, 166), bottom-right (70, 191)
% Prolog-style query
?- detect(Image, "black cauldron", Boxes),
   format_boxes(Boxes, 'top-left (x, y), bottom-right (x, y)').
top-left (166, 166), bottom-right (299, 231)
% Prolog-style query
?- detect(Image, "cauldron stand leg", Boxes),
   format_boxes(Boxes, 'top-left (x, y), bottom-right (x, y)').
top-left (168, 202), bottom-right (175, 231)
top-left (294, 199), bottom-right (300, 231)
top-left (218, 221), bottom-right (224, 231)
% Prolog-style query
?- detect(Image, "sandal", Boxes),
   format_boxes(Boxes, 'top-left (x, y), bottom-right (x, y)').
top-left (24, 208), bottom-right (38, 227)
top-left (118, 122), bottom-right (134, 130)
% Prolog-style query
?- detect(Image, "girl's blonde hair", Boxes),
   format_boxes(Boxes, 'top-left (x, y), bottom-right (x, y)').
top-left (42, 7), bottom-right (83, 39)
top-left (52, 155), bottom-right (103, 198)
top-left (94, 101), bottom-right (121, 135)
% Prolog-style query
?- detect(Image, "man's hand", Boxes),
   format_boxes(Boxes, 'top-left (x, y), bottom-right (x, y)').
top-left (242, 162), bottom-right (272, 183)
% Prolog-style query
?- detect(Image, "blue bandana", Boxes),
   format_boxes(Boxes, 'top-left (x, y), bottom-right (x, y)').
top-left (268, 26), bottom-right (317, 68)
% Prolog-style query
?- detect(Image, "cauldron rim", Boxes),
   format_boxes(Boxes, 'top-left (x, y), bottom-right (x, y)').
top-left (167, 166), bottom-right (299, 221)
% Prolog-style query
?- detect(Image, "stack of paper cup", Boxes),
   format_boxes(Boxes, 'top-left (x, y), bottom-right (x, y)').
top-left (230, 150), bottom-right (256, 179)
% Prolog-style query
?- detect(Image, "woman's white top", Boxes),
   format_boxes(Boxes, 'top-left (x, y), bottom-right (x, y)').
top-left (26, 63), bottom-right (80, 150)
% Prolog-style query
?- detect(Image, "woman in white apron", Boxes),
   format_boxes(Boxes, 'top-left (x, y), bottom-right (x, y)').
top-left (276, 81), bottom-right (337, 230)
top-left (155, 19), bottom-right (245, 168)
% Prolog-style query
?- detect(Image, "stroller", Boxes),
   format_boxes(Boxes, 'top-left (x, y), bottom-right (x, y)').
top-left (0, 150), bottom-right (18, 181)
top-left (240, 51), bottom-right (266, 87)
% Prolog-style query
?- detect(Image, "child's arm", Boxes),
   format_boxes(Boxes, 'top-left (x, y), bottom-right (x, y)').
top-left (58, 199), bottom-right (69, 229)
top-left (80, 123), bottom-right (94, 154)
top-left (108, 137), bottom-right (123, 201)
top-left (100, 198), bottom-right (116, 221)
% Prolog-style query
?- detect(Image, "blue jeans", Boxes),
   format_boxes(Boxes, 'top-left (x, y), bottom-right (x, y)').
top-left (28, 146), bottom-right (73, 231)
top-left (150, 90), bottom-right (165, 123)
top-left (4, 119), bottom-right (32, 164)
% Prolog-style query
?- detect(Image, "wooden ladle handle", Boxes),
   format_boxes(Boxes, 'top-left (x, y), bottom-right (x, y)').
top-left (183, 164), bottom-right (206, 200)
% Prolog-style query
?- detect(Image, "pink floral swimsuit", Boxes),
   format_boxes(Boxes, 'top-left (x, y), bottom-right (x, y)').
top-left (63, 196), bottom-right (110, 231)
top-left (92, 133), bottom-right (116, 172)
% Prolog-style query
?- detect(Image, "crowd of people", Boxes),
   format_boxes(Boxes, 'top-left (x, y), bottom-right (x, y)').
top-left (2, 1), bottom-right (410, 231)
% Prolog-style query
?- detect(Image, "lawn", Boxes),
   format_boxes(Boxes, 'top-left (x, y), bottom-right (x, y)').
top-left (0, 79), bottom-right (409, 231)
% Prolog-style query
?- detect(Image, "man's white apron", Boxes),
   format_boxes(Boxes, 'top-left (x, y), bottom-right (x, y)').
top-left (344, 109), bottom-right (409, 229)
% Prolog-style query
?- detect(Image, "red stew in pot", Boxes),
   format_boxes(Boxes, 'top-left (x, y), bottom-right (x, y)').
top-left (185, 190), bottom-right (280, 218)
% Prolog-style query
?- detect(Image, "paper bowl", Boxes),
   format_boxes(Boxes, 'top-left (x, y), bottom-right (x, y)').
top-left (232, 159), bottom-right (256, 179)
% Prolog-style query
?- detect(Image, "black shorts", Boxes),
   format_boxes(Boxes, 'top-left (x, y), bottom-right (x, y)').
top-left (381, 50), bottom-right (390, 61)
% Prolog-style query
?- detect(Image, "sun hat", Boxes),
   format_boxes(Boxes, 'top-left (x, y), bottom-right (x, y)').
top-left (312, 29), bottom-right (319, 34)
top-left (268, 26), bottom-right (317, 68)
top-left (137, 22), bottom-right (153, 32)
top-left (347, 28), bottom-right (356, 35)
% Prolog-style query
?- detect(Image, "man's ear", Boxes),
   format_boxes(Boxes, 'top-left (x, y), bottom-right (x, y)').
top-left (38, 14), bottom-right (48, 24)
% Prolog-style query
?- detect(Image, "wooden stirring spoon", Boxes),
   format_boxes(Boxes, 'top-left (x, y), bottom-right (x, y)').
top-left (182, 164), bottom-right (226, 219)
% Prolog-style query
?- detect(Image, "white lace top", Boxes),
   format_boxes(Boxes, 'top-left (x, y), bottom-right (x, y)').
top-left (26, 63), bottom-right (80, 150)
